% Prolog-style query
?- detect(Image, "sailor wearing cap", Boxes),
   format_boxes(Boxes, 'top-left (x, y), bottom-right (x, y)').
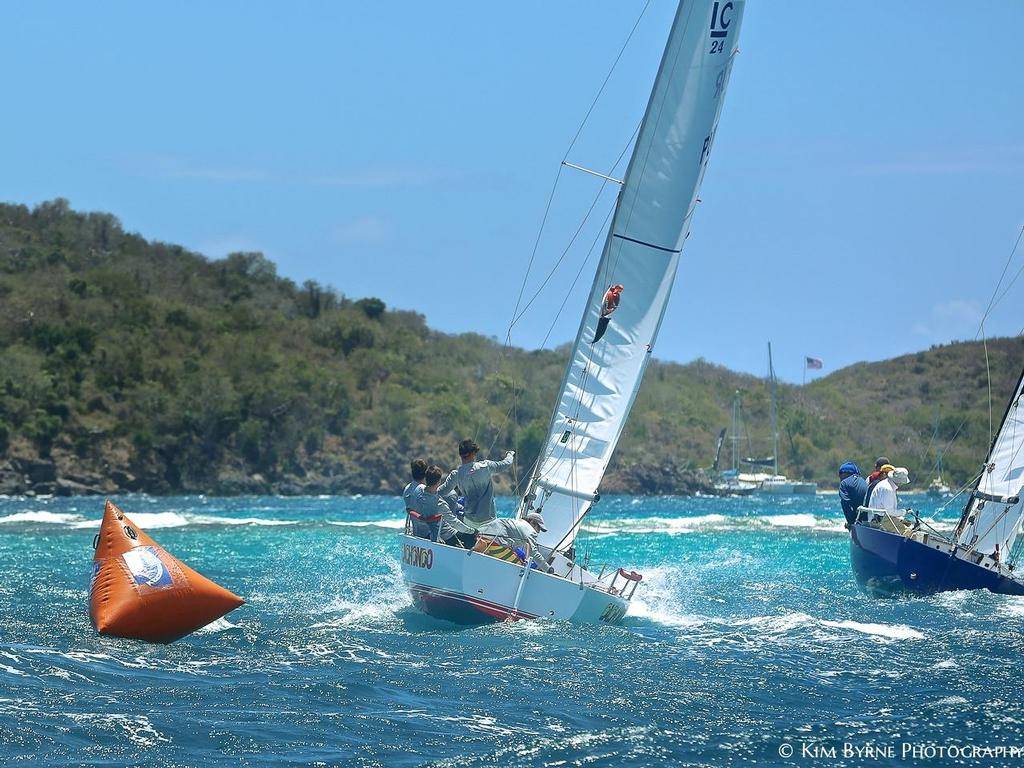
top-left (490, 512), bottom-right (553, 572)
top-left (866, 465), bottom-right (909, 516)
top-left (437, 438), bottom-right (514, 529)
top-left (837, 462), bottom-right (868, 528)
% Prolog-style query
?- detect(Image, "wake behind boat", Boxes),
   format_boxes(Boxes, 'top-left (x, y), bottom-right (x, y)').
top-left (401, 0), bottom-right (747, 624)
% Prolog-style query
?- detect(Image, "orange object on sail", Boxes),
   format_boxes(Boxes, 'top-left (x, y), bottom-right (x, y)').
top-left (89, 500), bottom-right (244, 643)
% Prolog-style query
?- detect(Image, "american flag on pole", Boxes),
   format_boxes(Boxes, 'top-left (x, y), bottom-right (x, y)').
top-left (805, 357), bottom-right (823, 370)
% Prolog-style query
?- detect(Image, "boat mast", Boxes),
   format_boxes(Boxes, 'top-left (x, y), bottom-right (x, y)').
top-left (731, 391), bottom-right (740, 472)
top-left (768, 341), bottom-right (778, 477)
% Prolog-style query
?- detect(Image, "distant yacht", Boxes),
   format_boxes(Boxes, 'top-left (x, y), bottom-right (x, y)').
top-left (924, 414), bottom-right (952, 497)
top-left (745, 343), bottom-right (817, 496)
top-left (925, 475), bottom-right (952, 497)
top-left (710, 396), bottom-right (757, 496)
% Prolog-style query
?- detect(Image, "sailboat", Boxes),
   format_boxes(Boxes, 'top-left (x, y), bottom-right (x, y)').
top-left (850, 365), bottom-right (1024, 597)
top-left (400, 0), bottom-right (747, 623)
top-left (712, 391), bottom-right (757, 495)
top-left (743, 343), bottom-right (817, 495)
top-left (925, 410), bottom-right (952, 497)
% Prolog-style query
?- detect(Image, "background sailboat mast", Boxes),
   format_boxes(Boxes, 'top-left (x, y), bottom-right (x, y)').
top-left (768, 341), bottom-right (779, 477)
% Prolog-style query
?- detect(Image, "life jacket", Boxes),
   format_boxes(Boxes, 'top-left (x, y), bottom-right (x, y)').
top-left (406, 508), bottom-right (441, 523)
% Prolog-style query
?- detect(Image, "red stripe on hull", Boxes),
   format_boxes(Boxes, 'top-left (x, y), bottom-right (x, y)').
top-left (407, 583), bottom-right (538, 624)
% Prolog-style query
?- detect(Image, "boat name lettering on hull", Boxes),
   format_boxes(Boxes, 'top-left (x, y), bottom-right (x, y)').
top-left (403, 544), bottom-right (433, 570)
top-left (599, 602), bottom-right (627, 623)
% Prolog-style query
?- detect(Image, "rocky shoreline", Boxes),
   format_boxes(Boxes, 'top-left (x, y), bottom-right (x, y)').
top-left (0, 457), bottom-right (715, 498)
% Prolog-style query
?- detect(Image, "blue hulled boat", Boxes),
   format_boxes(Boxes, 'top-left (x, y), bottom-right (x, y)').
top-left (850, 366), bottom-right (1024, 598)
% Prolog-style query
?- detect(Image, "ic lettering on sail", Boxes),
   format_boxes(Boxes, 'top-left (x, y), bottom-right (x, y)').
top-left (710, 1), bottom-right (733, 37)
top-left (709, 1), bottom-right (733, 52)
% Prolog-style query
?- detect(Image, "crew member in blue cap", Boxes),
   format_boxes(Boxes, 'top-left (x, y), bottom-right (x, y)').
top-left (838, 462), bottom-right (868, 528)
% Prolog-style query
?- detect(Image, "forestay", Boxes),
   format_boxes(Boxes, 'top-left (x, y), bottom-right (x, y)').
top-left (956, 368), bottom-right (1024, 557)
top-left (527, 0), bottom-right (746, 550)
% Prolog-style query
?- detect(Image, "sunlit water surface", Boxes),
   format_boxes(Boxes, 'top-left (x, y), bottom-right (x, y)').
top-left (1, 493), bottom-right (1021, 767)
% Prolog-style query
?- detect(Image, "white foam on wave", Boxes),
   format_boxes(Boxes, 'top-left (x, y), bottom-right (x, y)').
top-left (67, 713), bottom-right (171, 747)
top-left (0, 662), bottom-right (27, 677)
top-left (65, 512), bottom-right (295, 529)
top-left (197, 617), bottom-right (239, 633)
top-left (586, 514), bottom-right (728, 535)
top-left (997, 598), bottom-right (1024, 617)
top-left (0, 511), bottom-right (84, 525)
top-left (327, 519), bottom-right (405, 530)
top-left (733, 612), bottom-right (923, 641)
top-left (310, 556), bottom-right (411, 630)
top-left (67, 511), bottom-right (190, 530)
top-left (764, 513), bottom-right (818, 528)
top-left (585, 513), bottom-right (847, 536)
top-left (624, 566), bottom-right (705, 628)
top-left (818, 619), bottom-right (924, 640)
top-left (190, 515), bottom-right (295, 527)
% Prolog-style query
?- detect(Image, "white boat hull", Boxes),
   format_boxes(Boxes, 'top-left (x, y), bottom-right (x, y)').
top-left (752, 478), bottom-right (817, 495)
top-left (400, 535), bottom-right (631, 625)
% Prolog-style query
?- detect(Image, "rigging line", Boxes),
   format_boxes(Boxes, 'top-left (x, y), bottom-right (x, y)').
top-left (507, 168), bottom-right (565, 346)
top-left (505, 0), bottom-right (653, 346)
top-left (983, 328), bottom-right (993, 448)
top-left (975, 224), bottom-right (1024, 339)
top-left (507, 130), bottom-right (638, 332)
top-left (938, 468), bottom-right (985, 515)
top-left (540, 201), bottom-right (617, 350)
top-left (563, 0), bottom-right (654, 163)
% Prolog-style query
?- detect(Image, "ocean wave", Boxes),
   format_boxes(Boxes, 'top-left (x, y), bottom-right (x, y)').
top-left (585, 513), bottom-right (848, 535)
top-left (0, 510), bottom-right (85, 525)
top-left (327, 519), bottom-right (406, 530)
top-left (816, 619), bottom-right (924, 640)
top-left (197, 617), bottom-right (239, 633)
top-left (1, 510), bottom-right (299, 530)
top-left (732, 612), bottom-right (923, 641)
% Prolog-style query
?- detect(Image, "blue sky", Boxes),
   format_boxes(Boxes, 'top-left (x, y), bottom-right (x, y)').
top-left (3, 1), bottom-right (1023, 382)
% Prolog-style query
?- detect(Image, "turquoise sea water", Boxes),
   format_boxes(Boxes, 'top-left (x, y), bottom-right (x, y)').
top-left (2, 493), bottom-right (1023, 767)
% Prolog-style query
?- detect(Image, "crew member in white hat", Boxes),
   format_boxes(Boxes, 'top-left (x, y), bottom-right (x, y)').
top-left (867, 465), bottom-right (910, 516)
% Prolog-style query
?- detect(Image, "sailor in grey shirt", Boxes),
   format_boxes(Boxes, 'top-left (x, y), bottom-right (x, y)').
top-left (437, 439), bottom-right (514, 529)
top-left (402, 459), bottom-right (428, 512)
top-left (491, 512), bottom-right (551, 572)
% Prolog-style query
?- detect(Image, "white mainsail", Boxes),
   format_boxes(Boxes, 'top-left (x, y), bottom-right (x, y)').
top-left (526, 0), bottom-right (746, 550)
top-left (955, 368), bottom-right (1024, 556)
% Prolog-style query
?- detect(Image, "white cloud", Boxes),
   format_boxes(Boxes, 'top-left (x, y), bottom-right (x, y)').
top-left (331, 216), bottom-right (395, 244)
top-left (911, 299), bottom-right (983, 340)
top-left (118, 152), bottom-right (461, 188)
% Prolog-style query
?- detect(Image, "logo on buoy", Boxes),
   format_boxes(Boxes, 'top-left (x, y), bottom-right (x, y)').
top-left (122, 546), bottom-right (173, 588)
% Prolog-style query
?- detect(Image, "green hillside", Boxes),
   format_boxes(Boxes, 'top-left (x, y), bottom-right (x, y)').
top-left (0, 200), bottom-right (1019, 497)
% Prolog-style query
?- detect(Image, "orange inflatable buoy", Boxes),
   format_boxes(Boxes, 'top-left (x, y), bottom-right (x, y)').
top-left (89, 500), bottom-right (244, 643)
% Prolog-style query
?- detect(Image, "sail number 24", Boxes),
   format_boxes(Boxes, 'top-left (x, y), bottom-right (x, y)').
top-left (709, 1), bottom-right (734, 54)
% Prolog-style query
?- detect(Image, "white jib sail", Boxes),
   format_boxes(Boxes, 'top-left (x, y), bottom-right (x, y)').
top-left (529, 0), bottom-right (746, 551)
top-left (956, 369), bottom-right (1024, 556)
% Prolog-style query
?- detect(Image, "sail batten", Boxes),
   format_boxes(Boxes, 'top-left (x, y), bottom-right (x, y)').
top-left (528, 0), bottom-right (746, 550)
